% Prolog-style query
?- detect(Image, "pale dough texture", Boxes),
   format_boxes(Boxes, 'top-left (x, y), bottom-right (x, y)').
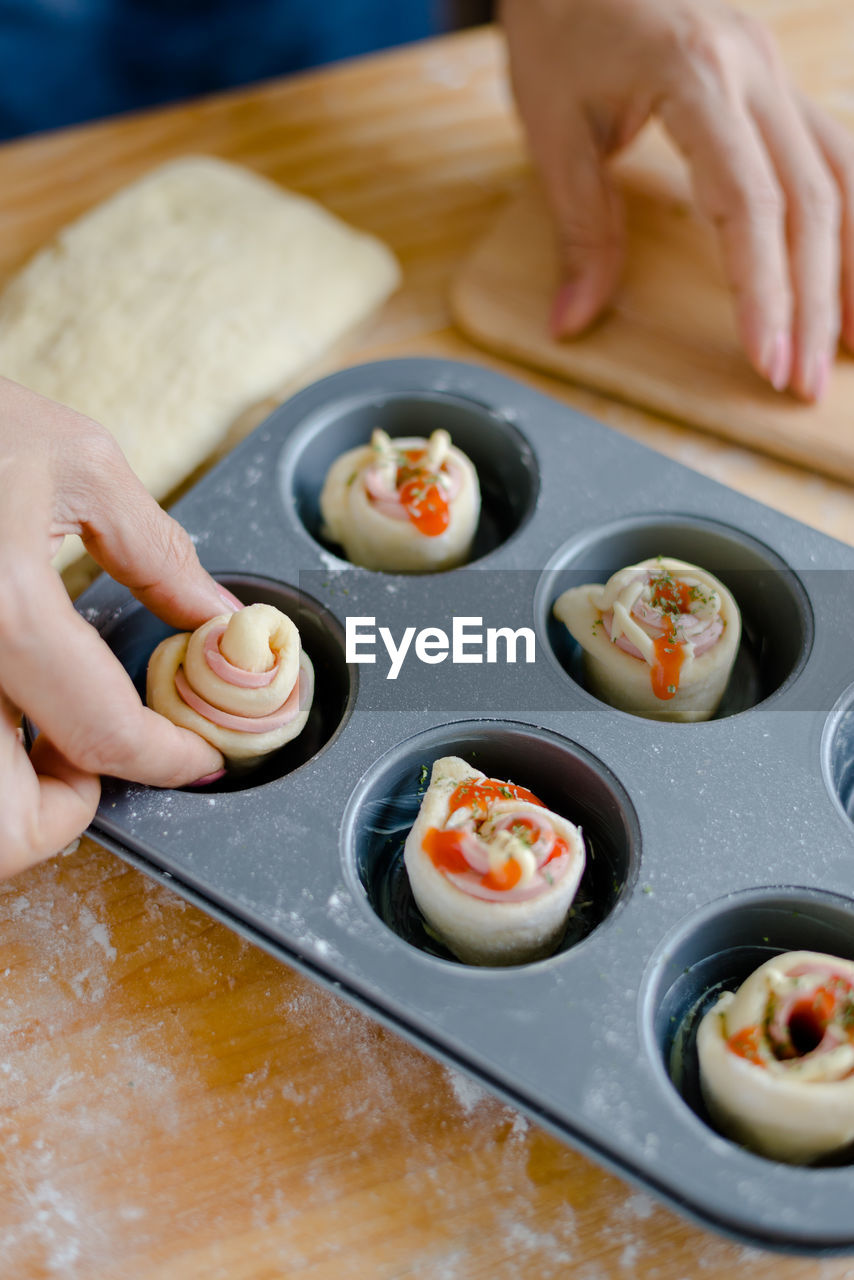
top-left (147, 603), bottom-right (314, 768)
top-left (696, 950), bottom-right (854, 1163)
top-left (404, 755), bottom-right (585, 966)
top-left (0, 155), bottom-right (400, 568)
top-left (553, 557), bottom-right (740, 722)
top-left (319, 429), bottom-right (480, 572)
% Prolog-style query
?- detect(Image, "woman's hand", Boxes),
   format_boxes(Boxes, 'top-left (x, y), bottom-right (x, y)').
top-left (0, 376), bottom-right (232, 879)
top-left (501, 0), bottom-right (854, 401)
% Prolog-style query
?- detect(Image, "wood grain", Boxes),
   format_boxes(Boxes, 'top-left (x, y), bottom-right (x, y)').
top-left (452, 5), bottom-right (854, 483)
top-left (3, 11), bottom-right (854, 1279)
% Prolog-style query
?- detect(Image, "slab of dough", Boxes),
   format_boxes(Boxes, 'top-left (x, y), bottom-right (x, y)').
top-left (0, 155), bottom-right (400, 568)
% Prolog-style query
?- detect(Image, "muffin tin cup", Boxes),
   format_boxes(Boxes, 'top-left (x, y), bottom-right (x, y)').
top-left (98, 573), bottom-right (355, 791)
top-left (340, 719), bottom-right (640, 964)
top-left (535, 514), bottom-right (814, 719)
top-left (76, 357), bottom-right (854, 1250)
top-left (637, 888), bottom-right (854, 1250)
top-left (281, 386), bottom-right (539, 567)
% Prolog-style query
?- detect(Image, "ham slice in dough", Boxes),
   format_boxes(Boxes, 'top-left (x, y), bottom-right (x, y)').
top-left (553, 557), bottom-right (740, 722)
top-left (403, 755), bottom-right (585, 965)
top-left (319, 428), bottom-right (480, 572)
top-left (147, 602), bottom-right (314, 769)
top-left (697, 950), bottom-right (854, 1163)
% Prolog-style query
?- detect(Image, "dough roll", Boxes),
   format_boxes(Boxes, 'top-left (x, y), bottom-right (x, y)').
top-left (696, 950), bottom-right (854, 1163)
top-left (404, 755), bottom-right (585, 966)
top-left (553, 557), bottom-right (740, 722)
top-left (319, 428), bottom-right (480, 572)
top-left (147, 603), bottom-right (314, 768)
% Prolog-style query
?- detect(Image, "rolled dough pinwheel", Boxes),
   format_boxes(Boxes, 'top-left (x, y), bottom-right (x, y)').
top-left (696, 950), bottom-right (854, 1163)
top-left (319, 428), bottom-right (480, 572)
top-left (553, 557), bottom-right (740, 722)
top-left (404, 756), bottom-right (585, 965)
top-left (147, 603), bottom-right (314, 769)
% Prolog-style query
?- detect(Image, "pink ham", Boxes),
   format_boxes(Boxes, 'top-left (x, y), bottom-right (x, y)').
top-left (175, 667), bottom-right (308, 733)
top-left (430, 808), bottom-right (570, 903)
top-left (445, 852), bottom-right (572, 903)
top-left (362, 455), bottom-right (464, 522)
top-left (203, 623), bottom-right (279, 687)
top-left (600, 587), bottom-right (725, 661)
top-left (765, 962), bottom-right (854, 1062)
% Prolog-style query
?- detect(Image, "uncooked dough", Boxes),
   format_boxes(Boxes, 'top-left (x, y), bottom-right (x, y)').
top-left (553, 557), bottom-right (740, 722)
top-left (319, 428), bottom-right (480, 572)
top-left (697, 950), bottom-right (854, 1163)
top-left (403, 755), bottom-right (585, 965)
top-left (146, 603), bottom-right (314, 768)
top-left (0, 155), bottom-right (400, 568)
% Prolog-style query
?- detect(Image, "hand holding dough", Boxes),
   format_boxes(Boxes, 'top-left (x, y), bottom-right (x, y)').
top-left (147, 603), bottom-right (314, 769)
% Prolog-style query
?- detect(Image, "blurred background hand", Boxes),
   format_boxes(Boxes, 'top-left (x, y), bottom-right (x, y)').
top-left (501, 0), bottom-right (854, 401)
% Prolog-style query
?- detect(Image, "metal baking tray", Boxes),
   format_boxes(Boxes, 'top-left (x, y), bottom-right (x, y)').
top-left (78, 357), bottom-right (854, 1252)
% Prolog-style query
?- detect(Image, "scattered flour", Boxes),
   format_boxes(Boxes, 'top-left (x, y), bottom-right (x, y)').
top-left (2, 849), bottom-right (841, 1279)
top-left (443, 1064), bottom-right (491, 1114)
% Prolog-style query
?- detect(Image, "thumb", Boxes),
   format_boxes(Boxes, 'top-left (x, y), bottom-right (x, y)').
top-left (539, 115), bottom-right (626, 339)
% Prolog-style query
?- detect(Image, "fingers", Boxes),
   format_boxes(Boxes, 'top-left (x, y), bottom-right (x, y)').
top-left (0, 378), bottom-right (236, 630)
top-left (534, 112), bottom-right (626, 338)
top-left (67, 425), bottom-right (238, 630)
top-left (799, 95), bottom-right (854, 354)
top-left (658, 15), bottom-right (849, 401)
top-left (0, 695), bottom-right (100, 879)
top-left (658, 82), bottom-right (794, 392)
top-left (750, 86), bottom-right (841, 400)
top-left (0, 562), bottom-right (224, 788)
top-left (0, 385), bottom-right (229, 877)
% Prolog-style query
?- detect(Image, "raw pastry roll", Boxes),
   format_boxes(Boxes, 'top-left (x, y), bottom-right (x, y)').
top-left (553, 557), bottom-right (740, 722)
top-left (403, 755), bottom-right (585, 965)
top-left (147, 602), bottom-right (314, 769)
top-left (696, 951), bottom-right (854, 1163)
top-left (319, 428), bottom-right (480, 572)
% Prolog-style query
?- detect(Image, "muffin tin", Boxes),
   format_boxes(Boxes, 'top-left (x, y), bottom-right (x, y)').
top-left (79, 357), bottom-right (854, 1252)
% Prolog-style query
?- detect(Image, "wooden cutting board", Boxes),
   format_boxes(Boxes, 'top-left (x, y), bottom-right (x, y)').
top-left (451, 127), bottom-right (854, 483)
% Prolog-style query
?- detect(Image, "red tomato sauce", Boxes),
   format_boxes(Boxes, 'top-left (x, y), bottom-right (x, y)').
top-left (396, 448), bottom-right (450, 536)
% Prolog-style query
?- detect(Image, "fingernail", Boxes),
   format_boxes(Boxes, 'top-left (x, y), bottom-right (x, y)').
top-left (216, 585), bottom-right (243, 613)
top-left (188, 768), bottom-right (226, 787)
top-left (549, 281), bottom-right (577, 340)
top-left (811, 350), bottom-right (831, 402)
top-left (767, 331), bottom-right (791, 392)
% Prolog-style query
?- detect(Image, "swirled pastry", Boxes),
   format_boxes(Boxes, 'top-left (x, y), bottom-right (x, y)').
top-left (319, 428), bottom-right (480, 572)
top-left (404, 756), bottom-right (585, 965)
top-left (696, 951), bottom-right (854, 1163)
top-left (553, 557), bottom-right (740, 721)
top-left (147, 603), bottom-right (314, 768)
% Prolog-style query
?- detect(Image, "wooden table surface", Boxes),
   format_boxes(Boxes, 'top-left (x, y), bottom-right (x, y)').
top-left (4, 6), bottom-right (854, 1277)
